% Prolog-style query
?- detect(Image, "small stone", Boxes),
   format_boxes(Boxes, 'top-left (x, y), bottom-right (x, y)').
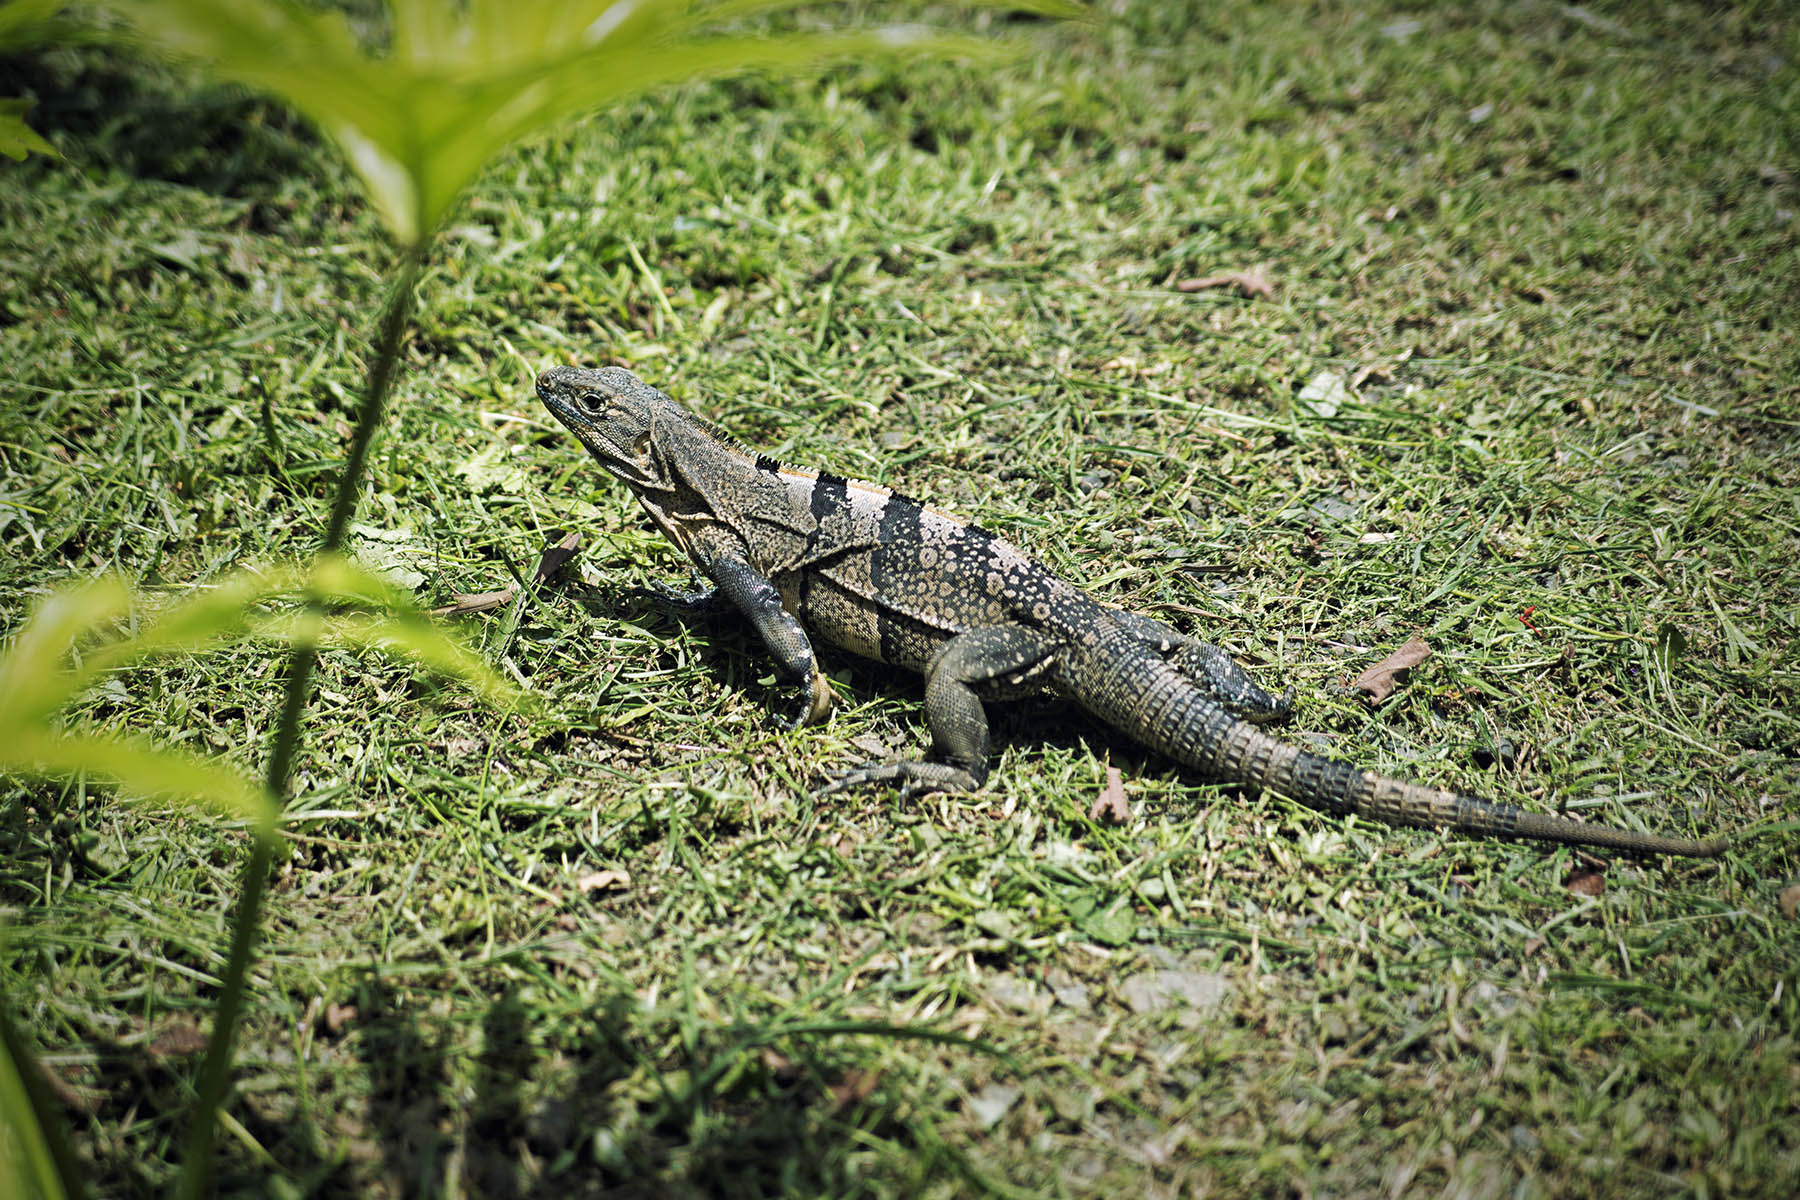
top-left (987, 973), bottom-right (1050, 1015)
top-left (1120, 969), bottom-right (1229, 1022)
top-left (967, 1083), bottom-right (1021, 1130)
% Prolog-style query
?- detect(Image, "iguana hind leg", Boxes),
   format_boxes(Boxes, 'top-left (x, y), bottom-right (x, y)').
top-left (631, 579), bottom-right (731, 619)
top-left (1110, 610), bottom-right (1295, 724)
top-left (820, 624), bottom-right (1058, 797)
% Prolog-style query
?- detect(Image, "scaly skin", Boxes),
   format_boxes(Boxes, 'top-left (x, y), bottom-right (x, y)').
top-left (536, 365), bottom-right (1726, 858)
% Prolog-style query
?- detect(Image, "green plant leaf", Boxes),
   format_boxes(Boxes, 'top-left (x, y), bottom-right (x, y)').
top-left (249, 610), bottom-right (529, 712)
top-left (2, 728), bottom-right (275, 839)
top-left (0, 557), bottom-right (520, 842)
top-left (0, 98), bottom-right (57, 160)
top-left (0, 0), bottom-right (66, 45)
top-left (688, 0), bottom-right (1089, 32)
top-left (302, 552), bottom-right (419, 607)
top-left (0, 575), bottom-right (130, 728)
top-left (290, 556), bottom-right (524, 707)
top-left (107, 0), bottom-right (1066, 243)
top-left (38, 557), bottom-right (522, 705)
top-left (0, 1002), bottom-right (77, 1200)
top-left (70, 568), bottom-right (298, 684)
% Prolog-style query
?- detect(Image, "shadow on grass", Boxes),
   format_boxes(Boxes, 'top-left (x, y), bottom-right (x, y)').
top-left (2, 45), bottom-right (323, 207)
top-left (331, 972), bottom-right (901, 1197)
top-left (351, 971), bottom-right (458, 1196)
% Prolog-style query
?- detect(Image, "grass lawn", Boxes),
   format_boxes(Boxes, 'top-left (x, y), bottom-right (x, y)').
top-left (2, 1), bottom-right (1797, 1194)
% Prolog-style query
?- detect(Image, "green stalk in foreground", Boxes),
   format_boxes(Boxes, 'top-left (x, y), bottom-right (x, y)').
top-left (174, 250), bottom-right (425, 1200)
top-left (105, 6), bottom-right (1075, 1192)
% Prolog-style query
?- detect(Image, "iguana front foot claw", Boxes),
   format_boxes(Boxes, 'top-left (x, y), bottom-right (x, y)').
top-left (816, 760), bottom-right (984, 798)
top-left (775, 670), bottom-right (836, 731)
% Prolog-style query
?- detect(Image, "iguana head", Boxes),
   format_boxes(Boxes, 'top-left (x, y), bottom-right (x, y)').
top-left (535, 365), bottom-right (677, 489)
top-left (536, 365), bottom-right (758, 558)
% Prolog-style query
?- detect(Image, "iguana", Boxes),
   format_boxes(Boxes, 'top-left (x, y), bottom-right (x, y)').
top-left (535, 365), bottom-right (1726, 858)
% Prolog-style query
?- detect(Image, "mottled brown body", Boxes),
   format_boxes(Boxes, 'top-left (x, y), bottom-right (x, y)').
top-left (536, 365), bottom-right (1726, 858)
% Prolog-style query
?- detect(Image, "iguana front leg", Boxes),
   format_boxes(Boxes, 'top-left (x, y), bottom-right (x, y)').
top-left (701, 555), bottom-right (834, 729)
top-left (1109, 609), bottom-right (1295, 725)
top-left (821, 624), bottom-right (1059, 796)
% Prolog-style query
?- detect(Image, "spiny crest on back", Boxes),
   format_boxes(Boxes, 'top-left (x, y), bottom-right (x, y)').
top-left (654, 387), bottom-right (752, 456)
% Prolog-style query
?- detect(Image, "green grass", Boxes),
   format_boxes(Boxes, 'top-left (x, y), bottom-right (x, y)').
top-left (4, 1), bottom-right (1799, 1194)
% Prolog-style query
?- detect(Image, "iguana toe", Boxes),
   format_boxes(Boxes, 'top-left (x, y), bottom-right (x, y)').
top-left (1241, 685), bottom-right (1297, 726)
top-left (775, 670), bottom-right (836, 731)
top-left (816, 761), bottom-right (983, 798)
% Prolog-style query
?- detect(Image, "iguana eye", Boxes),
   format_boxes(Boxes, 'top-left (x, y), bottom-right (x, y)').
top-left (577, 392), bottom-right (607, 417)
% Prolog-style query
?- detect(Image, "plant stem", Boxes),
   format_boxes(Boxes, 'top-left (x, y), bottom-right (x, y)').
top-left (321, 251), bottom-right (427, 554)
top-left (175, 247), bottom-right (426, 1200)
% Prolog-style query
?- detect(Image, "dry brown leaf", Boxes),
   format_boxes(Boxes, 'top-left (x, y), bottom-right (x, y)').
top-left (1090, 764), bottom-right (1131, 824)
top-left (148, 1022), bottom-right (209, 1059)
top-left (1176, 269), bottom-right (1275, 300)
top-left (762, 1049), bottom-right (805, 1087)
top-left (431, 533), bottom-right (579, 615)
top-left (1351, 635), bottom-right (1432, 703)
top-left (828, 1068), bottom-right (882, 1110)
top-left (1779, 883), bottom-right (1800, 920)
top-left (1564, 867), bottom-right (1606, 897)
top-left (577, 869), bottom-right (631, 893)
top-left (430, 587), bottom-right (515, 615)
top-left (33, 1058), bottom-right (102, 1115)
top-left (533, 529), bottom-right (582, 585)
top-left (444, 735), bottom-right (485, 759)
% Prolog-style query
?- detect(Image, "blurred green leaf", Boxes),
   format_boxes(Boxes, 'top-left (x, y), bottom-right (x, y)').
top-left (303, 552), bottom-right (421, 607)
top-left (0, 98), bottom-right (58, 160)
top-left (0, 0), bottom-right (66, 44)
top-left (30, 557), bottom-right (523, 706)
top-left (107, 0), bottom-right (1072, 244)
top-left (0, 1002), bottom-right (77, 1200)
top-left (1080, 902), bottom-right (1136, 947)
top-left (249, 609), bottom-right (529, 713)
top-left (0, 576), bottom-right (131, 728)
top-left (71, 570), bottom-right (290, 684)
top-left (291, 556), bottom-right (527, 707)
top-left (3, 727), bottom-right (275, 838)
top-left (0, 556), bottom-right (525, 843)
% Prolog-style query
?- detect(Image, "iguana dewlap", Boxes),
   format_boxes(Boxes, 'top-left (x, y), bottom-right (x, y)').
top-left (536, 365), bottom-right (1725, 858)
